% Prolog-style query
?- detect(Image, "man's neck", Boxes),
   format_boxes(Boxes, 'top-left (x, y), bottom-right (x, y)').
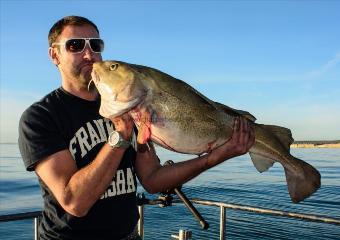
top-left (62, 81), bottom-right (98, 101)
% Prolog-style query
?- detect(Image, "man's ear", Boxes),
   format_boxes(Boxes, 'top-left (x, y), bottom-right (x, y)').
top-left (48, 47), bottom-right (60, 66)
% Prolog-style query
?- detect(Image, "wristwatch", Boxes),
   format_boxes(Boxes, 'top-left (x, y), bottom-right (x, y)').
top-left (108, 131), bottom-right (131, 149)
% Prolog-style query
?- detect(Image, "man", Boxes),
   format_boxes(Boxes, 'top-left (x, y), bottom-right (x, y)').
top-left (18, 16), bottom-right (254, 240)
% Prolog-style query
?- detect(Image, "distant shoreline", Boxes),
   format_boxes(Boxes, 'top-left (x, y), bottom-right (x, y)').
top-left (1, 141), bottom-right (340, 148)
top-left (291, 140), bottom-right (340, 148)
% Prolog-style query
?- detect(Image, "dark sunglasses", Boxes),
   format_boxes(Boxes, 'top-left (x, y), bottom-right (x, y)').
top-left (52, 38), bottom-right (104, 54)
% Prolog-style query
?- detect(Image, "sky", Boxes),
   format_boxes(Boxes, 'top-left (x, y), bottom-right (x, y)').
top-left (1, 0), bottom-right (340, 143)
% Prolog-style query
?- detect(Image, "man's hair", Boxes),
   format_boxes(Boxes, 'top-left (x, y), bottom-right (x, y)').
top-left (48, 16), bottom-right (99, 46)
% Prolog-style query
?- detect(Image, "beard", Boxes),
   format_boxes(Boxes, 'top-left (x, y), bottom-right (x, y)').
top-left (71, 62), bottom-right (93, 89)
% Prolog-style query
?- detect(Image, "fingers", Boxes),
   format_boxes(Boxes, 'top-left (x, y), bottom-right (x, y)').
top-left (232, 116), bottom-right (255, 153)
top-left (247, 123), bottom-right (255, 149)
top-left (112, 113), bottom-right (132, 125)
top-left (233, 117), bottom-right (240, 131)
top-left (111, 113), bottom-right (134, 140)
top-left (240, 117), bottom-right (252, 143)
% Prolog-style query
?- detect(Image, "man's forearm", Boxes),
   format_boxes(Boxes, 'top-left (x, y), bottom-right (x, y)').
top-left (136, 143), bottom-right (222, 194)
top-left (136, 139), bottom-right (243, 194)
top-left (146, 155), bottom-right (211, 193)
top-left (64, 144), bottom-right (126, 216)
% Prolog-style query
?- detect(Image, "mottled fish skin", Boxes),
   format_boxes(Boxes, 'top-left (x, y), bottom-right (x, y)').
top-left (92, 61), bottom-right (234, 153)
top-left (92, 60), bottom-right (321, 203)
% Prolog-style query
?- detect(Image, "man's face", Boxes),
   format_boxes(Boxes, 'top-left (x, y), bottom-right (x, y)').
top-left (52, 24), bottom-right (103, 88)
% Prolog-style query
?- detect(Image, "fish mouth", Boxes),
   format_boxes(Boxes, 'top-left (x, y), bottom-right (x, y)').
top-left (88, 71), bottom-right (100, 91)
top-left (90, 69), bottom-right (148, 114)
top-left (91, 70), bottom-right (100, 84)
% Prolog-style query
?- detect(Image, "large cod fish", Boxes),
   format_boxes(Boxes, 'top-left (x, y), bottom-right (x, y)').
top-left (91, 60), bottom-right (321, 203)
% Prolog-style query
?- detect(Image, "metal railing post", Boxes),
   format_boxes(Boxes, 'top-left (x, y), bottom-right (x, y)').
top-left (179, 229), bottom-right (192, 240)
top-left (220, 206), bottom-right (226, 240)
top-left (138, 205), bottom-right (144, 239)
top-left (34, 216), bottom-right (41, 240)
top-left (171, 229), bottom-right (192, 240)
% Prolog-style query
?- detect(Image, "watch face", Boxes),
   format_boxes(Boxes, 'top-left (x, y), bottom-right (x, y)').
top-left (110, 131), bottom-right (120, 146)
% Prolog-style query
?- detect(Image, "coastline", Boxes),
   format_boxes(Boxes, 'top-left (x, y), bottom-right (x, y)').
top-left (1, 141), bottom-right (340, 148)
top-left (291, 141), bottom-right (340, 148)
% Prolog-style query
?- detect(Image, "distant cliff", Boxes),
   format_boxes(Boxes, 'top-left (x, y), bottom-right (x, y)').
top-left (291, 140), bottom-right (340, 148)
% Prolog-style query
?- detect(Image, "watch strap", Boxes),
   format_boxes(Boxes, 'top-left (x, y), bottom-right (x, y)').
top-left (108, 131), bottom-right (131, 149)
top-left (115, 138), bottom-right (131, 148)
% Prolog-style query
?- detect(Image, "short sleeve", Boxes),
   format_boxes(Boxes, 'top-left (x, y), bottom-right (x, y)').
top-left (18, 104), bottom-right (68, 171)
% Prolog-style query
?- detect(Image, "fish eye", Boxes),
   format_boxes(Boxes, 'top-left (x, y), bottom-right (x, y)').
top-left (109, 63), bottom-right (119, 71)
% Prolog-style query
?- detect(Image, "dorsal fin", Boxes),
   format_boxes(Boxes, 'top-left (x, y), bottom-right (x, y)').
top-left (214, 102), bottom-right (256, 122)
top-left (259, 124), bottom-right (294, 151)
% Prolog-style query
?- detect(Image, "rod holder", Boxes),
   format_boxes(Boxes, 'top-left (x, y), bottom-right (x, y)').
top-left (164, 160), bottom-right (209, 230)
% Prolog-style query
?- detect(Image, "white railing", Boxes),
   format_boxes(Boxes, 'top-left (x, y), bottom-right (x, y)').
top-left (2, 195), bottom-right (339, 240)
top-left (137, 196), bottom-right (340, 240)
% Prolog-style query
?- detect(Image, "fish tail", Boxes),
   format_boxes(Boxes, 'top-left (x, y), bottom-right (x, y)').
top-left (284, 157), bottom-right (321, 203)
top-left (249, 124), bottom-right (294, 173)
top-left (250, 124), bottom-right (321, 202)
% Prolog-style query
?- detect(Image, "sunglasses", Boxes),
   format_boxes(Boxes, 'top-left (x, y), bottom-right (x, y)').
top-left (52, 38), bottom-right (104, 54)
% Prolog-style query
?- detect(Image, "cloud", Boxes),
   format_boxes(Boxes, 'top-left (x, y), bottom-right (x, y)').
top-left (189, 51), bottom-right (340, 84)
top-left (304, 52), bottom-right (340, 79)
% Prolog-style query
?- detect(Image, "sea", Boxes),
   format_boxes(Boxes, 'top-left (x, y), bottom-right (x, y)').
top-left (0, 143), bottom-right (339, 240)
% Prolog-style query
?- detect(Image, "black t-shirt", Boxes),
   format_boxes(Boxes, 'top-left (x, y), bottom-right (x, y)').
top-left (18, 87), bottom-right (139, 240)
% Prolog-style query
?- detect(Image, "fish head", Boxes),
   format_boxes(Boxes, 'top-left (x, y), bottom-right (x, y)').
top-left (91, 60), bottom-right (147, 118)
top-left (91, 60), bottom-right (146, 101)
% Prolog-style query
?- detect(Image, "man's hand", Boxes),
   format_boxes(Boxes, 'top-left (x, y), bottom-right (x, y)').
top-left (208, 117), bottom-right (255, 166)
top-left (110, 113), bottom-right (134, 141)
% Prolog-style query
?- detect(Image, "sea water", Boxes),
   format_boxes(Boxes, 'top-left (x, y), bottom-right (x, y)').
top-left (0, 143), bottom-right (339, 239)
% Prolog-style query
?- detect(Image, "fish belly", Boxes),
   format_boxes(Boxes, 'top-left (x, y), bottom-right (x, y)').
top-left (130, 101), bottom-right (232, 155)
top-left (150, 122), bottom-right (230, 154)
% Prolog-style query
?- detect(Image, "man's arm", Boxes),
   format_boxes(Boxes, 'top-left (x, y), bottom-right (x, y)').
top-left (35, 116), bottom-right (133, 217)
top-left (35, 145), bottom-right (125, 217)
top-left (135, 117), bottom-right (255, 193)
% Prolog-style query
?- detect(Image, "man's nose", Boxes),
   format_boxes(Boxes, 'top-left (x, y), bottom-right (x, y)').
top-left (83, 45), bottom-right (94, 60)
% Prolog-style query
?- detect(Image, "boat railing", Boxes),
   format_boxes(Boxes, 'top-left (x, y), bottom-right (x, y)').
top-left (1, 194), bottom-right (339, 240)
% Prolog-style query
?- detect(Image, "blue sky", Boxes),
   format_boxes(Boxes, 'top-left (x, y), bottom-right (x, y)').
top-left (1, 0), bottom-right (339, 142)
